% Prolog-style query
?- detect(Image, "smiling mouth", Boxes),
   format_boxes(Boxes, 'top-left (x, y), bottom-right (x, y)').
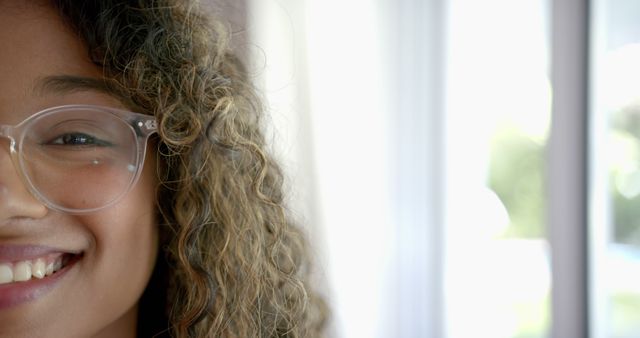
top-left (0, 253), bottom-right (80, 285)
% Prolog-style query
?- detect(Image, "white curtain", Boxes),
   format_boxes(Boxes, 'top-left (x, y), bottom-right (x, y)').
top-left (247, 0), bottom-right (439, 337)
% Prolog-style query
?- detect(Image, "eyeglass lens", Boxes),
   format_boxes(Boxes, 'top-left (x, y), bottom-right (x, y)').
top-left (17, 108), bottom-right (142, 212)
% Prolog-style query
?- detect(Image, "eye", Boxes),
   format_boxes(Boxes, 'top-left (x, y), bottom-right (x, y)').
top-left (46, 133), bottom-right (112, 147)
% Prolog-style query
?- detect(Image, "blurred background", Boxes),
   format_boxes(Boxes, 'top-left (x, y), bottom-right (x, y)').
top-left (209, 0), bottom-right (640, 337)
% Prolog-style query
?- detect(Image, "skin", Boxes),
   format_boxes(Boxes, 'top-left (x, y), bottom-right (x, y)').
top-left (0, 3), bottom-right (158, 337)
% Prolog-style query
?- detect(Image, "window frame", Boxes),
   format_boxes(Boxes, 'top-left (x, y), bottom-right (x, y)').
top-left (548, 0), bottom-right (590, 337)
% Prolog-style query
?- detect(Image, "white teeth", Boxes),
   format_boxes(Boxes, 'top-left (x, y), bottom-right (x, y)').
top-left (0, 265), bottom-right (12, 284)
top-left (45, 262), bottom-right (54, 276)
top-left (33, 259), bottom-right (46, 279)
top-left (0, 255), bottom-right (69, 284)
top-left (53, 259), bottom-right (62, 272)
top-left (13, 262), bottom-right (31, 282)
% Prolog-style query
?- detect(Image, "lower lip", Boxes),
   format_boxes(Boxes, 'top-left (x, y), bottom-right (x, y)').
top-left (0, 255), bottom-right (80, 309)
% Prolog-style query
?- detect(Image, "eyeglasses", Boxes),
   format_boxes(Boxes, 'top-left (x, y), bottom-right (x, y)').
top-left (0, 105), bottom-right (157, 214)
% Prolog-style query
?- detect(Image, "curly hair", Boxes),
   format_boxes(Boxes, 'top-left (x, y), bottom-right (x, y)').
top-left (49, 0), bottom-right (328, 336)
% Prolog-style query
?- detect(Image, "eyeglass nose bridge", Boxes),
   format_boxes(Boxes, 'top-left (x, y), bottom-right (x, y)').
top-left (0, 123), bottom-right (49, 219)
top-left (0, 124), bottom-right (17, 153)
top-left (0, 123), bottom-right (32, 192)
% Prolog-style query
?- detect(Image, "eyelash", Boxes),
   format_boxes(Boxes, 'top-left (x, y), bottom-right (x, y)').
top-left (46, 133), bottom-right (111, 147)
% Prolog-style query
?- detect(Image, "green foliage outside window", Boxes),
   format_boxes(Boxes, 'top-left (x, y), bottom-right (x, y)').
top-left (488, 125), bottom-right (546, 239)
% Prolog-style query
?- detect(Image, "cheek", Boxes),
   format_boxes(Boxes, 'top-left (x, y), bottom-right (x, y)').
top-left (88, 150), bottom-right (159, 277)
top-left (68, 152), bottom-right (159, 332)
top-left (89, 155), bottom-right (159, 290)
top-left (90, 204), bottom-right (158, 275)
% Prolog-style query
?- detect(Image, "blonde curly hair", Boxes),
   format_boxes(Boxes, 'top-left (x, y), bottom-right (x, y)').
top-left (51, 0), bottom-right (328, 336)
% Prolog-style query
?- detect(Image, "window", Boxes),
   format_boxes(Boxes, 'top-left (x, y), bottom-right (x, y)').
top-left (591, 0), bottom-right (640, 337)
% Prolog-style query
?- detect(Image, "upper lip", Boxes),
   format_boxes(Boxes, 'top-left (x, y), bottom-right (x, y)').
top-left (0, 245), bottom-right (80, 263)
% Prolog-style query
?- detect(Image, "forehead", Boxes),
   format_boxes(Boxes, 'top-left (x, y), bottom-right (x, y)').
top-left (0, 3), bottom-right (108, 119)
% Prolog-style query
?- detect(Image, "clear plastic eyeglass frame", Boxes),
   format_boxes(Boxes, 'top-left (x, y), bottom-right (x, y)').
top-left (0, 105), bottom-right (157, 214)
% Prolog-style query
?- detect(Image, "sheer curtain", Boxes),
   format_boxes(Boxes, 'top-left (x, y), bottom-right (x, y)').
top-left (246, 0), bottom-right (438, 337)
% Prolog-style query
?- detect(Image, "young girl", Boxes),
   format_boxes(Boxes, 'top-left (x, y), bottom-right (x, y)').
top-left (0, 0), bottom-right (327, 337)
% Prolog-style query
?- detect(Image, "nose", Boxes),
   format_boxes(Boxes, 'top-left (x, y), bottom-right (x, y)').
top-left (0, 139), bottom-right (48, 221)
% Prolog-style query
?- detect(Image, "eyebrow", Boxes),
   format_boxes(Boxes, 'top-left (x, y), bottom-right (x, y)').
top-left (34, 75), bottom-right (127, 100)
